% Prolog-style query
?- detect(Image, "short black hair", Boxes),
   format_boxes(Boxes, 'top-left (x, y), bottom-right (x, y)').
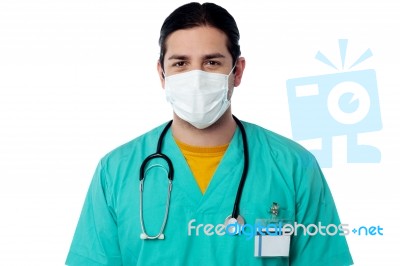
top-left (159, 2), bottom-right (241, 70)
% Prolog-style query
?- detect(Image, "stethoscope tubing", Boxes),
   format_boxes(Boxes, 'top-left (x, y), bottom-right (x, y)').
top-left (139, 116), bottom-right (249, 239)
top-left (231, 115), bottom-right (249, 220)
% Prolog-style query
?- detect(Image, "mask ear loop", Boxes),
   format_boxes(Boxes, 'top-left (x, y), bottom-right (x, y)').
top-left (225, 63), bottom-right (237, 101)
top-left (228, 63), bottom-right (237, 77)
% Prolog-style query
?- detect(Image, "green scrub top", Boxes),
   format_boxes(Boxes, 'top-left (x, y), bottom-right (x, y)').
top-left (66, 121), bottom-right (353, 266)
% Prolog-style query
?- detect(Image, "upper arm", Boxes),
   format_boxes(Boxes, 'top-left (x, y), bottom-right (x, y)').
top-left (65, 160), bottom-right (122, 266)
top-left (290, 157), bottom-right (353, 266)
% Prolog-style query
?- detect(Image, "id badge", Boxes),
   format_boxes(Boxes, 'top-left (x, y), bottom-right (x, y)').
top-left (254, 219), bottom-right (292, 257)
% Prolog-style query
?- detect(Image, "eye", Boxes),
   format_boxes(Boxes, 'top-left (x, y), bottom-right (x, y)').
top-left (172, 61), bottom-right (187, 67)
top-left (205, 60), bottom-right (221, 66)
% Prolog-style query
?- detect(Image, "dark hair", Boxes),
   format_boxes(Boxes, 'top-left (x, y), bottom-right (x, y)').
top-left (159, 2), bottom-right (241, 70)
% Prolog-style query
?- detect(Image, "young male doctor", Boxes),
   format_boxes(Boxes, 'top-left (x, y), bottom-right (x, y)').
top-left (66, 2), bottom-right (353, 265)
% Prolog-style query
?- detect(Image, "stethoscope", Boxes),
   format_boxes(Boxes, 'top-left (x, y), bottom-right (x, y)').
top-left (139, 115), bottom-right (249, 240)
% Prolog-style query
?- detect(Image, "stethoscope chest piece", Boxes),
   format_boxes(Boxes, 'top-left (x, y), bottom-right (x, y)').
top-left (224, 214), bottom-right (245, 235)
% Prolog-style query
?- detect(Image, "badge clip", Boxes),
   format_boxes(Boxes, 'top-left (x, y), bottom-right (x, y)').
top-left (269, 202), bottom-right (279, 217)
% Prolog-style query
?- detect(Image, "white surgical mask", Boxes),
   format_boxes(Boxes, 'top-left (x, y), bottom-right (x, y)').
top-left (164, 67), bottom-right (235, 129)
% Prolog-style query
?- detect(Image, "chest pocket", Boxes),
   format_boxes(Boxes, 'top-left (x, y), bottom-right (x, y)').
top-left (236, 205), bottom-right (293, 266)
top-left (241, 196), bottom-right (295, 223)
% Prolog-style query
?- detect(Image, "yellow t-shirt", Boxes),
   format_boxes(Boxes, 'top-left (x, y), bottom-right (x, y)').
top-left (175, 138), bottom-right (229, 194)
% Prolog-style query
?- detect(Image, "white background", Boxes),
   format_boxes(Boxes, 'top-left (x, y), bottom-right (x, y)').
top-left (1, 0), bottom-right (399, 265)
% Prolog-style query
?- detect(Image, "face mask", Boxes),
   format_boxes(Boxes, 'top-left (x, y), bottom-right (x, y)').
top-left (164, 67), bottom-right (235, 129)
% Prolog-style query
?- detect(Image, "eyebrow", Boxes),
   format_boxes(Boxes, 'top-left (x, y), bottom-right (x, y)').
top-left (167, 53), bottom-right (226, 61)
top-left (203, 53), bottom-right (226, 60)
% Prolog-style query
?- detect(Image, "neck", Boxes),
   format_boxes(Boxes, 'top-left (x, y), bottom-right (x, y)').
top-left (171, 109), bottom-right (237, 147)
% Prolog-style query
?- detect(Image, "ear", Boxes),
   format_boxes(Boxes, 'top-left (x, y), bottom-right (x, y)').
top-left (157, 60), bottom-right (165, 89)
top-left (233, 57), bottom-right (246, 87)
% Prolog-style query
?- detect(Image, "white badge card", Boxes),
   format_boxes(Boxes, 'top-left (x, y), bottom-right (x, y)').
top-left (254, 219), bottom-right (292, 257)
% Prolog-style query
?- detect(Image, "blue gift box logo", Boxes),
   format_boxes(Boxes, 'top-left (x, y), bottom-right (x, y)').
top-left (286, 40), bottom-right (382, 168)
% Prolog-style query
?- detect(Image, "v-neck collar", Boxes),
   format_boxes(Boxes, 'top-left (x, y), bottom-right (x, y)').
top-left (163, 126), bottom-right (245, 213)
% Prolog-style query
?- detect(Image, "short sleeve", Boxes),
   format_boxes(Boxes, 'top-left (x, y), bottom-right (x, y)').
top-left (289, 156), bottom-right (354, 266)
top-left (65, 160), bottom-right (122, 266)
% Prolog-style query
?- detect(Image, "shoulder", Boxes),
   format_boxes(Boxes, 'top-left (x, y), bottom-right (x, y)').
top-left (100, 122), bottom-right (170, 167)
top-left (241, 120), bottom-right (318, 168)
top-left (241, 121), bottom-right (327, 204)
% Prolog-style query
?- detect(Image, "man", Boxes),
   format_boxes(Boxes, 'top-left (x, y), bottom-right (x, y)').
top-left (66, 2), bottom-right (353, 265)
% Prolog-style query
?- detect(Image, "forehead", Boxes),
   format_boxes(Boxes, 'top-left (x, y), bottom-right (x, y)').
top-left (164, 26), bottom-right (230, 58)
